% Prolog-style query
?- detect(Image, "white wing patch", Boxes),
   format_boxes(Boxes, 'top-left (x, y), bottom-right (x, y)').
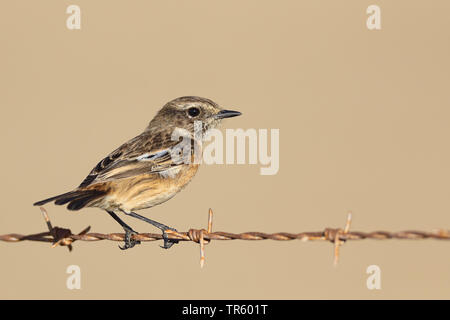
top-left (136, 153), bottom-right (151, 161)
top-left (136, 150), bottom-right (170, 161)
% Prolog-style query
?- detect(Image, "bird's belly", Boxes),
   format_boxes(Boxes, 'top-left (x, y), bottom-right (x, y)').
top-left (97, 164), bottom-right (199, 212)
top-left (128, 188), bottom-right (178, 211)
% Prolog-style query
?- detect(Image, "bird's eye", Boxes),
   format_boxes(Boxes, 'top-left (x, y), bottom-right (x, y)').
top-left (187, 107), bottom-right (200, 117)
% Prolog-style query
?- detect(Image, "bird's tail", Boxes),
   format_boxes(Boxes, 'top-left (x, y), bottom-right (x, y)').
top-left (33, 189), bottom-right (106, 211)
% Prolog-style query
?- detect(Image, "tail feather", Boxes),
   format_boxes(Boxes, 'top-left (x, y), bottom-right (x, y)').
top-left (67, 193), bottom-right (103, 210)
top-left (33, 191), bottom-right (79, 206)
top-left (34, 189), bottom-right (106, 211)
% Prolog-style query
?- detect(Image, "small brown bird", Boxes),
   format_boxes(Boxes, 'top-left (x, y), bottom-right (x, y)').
top-left (34, 96), bottom-right (241, 249)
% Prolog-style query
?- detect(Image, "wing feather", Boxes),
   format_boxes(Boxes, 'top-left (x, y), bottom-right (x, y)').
top-left (78, 132), bottom-right (194, 188)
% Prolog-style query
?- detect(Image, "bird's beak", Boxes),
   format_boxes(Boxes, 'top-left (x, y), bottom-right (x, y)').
top-left (214, 109), bottom-right (242, 119)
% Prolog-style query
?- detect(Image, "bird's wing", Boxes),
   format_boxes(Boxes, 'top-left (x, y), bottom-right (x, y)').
top-left (78, 133), bottom-right (193, 188)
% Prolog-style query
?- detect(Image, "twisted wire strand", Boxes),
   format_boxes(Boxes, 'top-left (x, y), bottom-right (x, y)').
top-left (1, 208), bottom-right (449, 266)
top-left (1, 227), bottom-right (449, 243)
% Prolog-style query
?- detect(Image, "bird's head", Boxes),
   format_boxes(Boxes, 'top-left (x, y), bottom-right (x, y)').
top-left (148, 96), bottom-right (241, 136)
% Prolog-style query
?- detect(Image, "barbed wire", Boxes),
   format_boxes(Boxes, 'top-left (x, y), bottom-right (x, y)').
top-left (1, 208), bottom-right (449, 267)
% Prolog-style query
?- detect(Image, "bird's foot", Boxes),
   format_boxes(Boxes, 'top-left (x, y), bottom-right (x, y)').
top-left (160, 227), bottom-right (179, 250)
top-left (119, 228), bottom-right (141, 250)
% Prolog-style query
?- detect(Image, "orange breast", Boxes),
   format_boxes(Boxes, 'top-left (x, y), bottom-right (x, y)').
top-left (89, 164), bottom-right (199, 212)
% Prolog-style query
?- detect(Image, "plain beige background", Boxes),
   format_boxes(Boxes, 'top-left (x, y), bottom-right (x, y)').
top-left (1, 0), bottom-right (449, 299)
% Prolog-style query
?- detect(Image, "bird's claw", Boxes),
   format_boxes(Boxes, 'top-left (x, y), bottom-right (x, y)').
top-left (160, 227), bottom-right (179, 249)
top-left (119, 229), bottom-right (140, 250)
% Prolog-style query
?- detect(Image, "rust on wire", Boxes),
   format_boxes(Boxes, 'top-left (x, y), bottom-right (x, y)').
top-left (0, 207), bottom-right (449, 267)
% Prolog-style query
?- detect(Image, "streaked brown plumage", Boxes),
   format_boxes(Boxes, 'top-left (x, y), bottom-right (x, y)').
top-left (34, 96), bottom-right (241, 249)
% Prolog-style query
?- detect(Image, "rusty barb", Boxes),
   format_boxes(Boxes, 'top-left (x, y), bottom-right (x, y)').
top-left (1, 208), bottom-right (449, 267)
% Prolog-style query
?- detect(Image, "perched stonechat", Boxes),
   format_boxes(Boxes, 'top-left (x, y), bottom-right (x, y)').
top-left (34, 96), bottom-right (241, 249)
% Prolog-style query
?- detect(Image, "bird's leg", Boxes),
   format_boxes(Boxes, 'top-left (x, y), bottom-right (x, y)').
top-left (106, 210), bottom-right (141, 250)
top-left (120, 210), bottom-right (179, 249)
